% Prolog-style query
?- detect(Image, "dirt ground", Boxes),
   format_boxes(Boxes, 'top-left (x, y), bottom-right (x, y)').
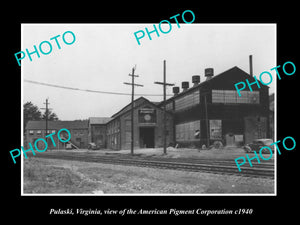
top-left (23, 154), bottom-right (275, 195)
top-left (51, 145), bottom-right (276, 161)
top-left (107, 146), bottom-right (265, 160)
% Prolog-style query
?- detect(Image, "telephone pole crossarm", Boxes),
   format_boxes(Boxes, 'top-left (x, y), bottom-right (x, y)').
top-left (124, 82), bottom-right (143, 87)
top-left (154, 81), bottom-right (175, 86)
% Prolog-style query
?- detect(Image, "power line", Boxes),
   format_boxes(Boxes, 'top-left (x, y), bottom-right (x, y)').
top-left (24, 79), bottom-right (172, 97)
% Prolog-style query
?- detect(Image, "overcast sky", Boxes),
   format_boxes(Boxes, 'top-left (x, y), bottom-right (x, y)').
top-left (22, 24), bottom-right (276, 120)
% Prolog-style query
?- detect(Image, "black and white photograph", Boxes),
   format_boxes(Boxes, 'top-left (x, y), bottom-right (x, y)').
top-left (4, 4), bottom-right (298, 220)
top-left (21, 23), bottom-right (276, 195)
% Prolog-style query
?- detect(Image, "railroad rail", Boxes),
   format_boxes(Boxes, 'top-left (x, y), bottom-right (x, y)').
top-left (26, 151), bottom-right (274, 179)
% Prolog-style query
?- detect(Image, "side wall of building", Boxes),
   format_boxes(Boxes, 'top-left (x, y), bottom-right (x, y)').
top-left (25, 128), bottom-right (89, 149)
top-left (89, 124), bottom-right (108, 148)
top-left (169, 69), bottom-right (270, 147)
top-left (108, 102), bottom-right (174, 150)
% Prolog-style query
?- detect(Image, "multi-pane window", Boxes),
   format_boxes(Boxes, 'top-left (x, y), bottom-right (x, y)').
top-left (209, 120), bottom-right (222, 140)
top-left (224, 90), bottom-right (236, 103)
top-left (212, 90), bottom-right (259, 104)
top-left (236, 90), bottom-right (248, 103)
top-left (175, 90), bottom-right (200, 111)
top-left (211, 90), bottom-right (223, 103)
top-left (29, 130), bottom-right (34, 135)
top-left (176, 120), bottom-right (200, 142)
top-left (248, 91), bottom-right (259, 104)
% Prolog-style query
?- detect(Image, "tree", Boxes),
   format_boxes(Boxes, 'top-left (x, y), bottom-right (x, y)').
top-left (23, 101), bottom-right (59, 131)
top-left (42, 109), bottom-right (59, 121)
top-left (23, 101), bottom-right (42, 130)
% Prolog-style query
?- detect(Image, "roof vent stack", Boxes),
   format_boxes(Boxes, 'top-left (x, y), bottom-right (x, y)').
top-left (181, 81), bottom-right (189, 91)
top-left (173, 86), bottom-right (180, 96)
top-left (205, 68), bottom-right (214, 80)
top-left (192, 75), bottom-right (200, 86)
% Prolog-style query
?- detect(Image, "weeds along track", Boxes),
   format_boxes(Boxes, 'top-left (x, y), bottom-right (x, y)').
top-left (28, 151), bottom-right (274, 179)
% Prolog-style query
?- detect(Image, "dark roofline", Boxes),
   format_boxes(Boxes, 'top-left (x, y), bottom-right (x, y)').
top-left (108, 97), bottom-right (171, 124)
top-left (110, 96), bottom-right (147, 118)
top-left (159, 66), bottom-right (269, 106)
top-left (88, 117), bottom-right (112, 125)
top-left (25, 120), bottom-right (89, 130)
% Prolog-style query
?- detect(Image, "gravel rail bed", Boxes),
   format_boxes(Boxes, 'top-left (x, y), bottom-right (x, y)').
top-left (27, 151), bottom-right (274, 179)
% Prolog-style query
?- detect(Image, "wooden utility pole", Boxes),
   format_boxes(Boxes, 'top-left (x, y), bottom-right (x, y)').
top-left (124, 66), bottom-right (143, 155)
top-left (154, 60), bottom-right (174, 155)
top-left (204, 94), bottom-right (210, 147)
top-left (41, 98), bottom-right (52, 149)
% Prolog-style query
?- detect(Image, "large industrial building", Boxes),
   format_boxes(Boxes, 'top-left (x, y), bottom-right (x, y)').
top-left (160, 66), bottom-right (269, 148)
top-left (24, 64), bottom-right (271, 150)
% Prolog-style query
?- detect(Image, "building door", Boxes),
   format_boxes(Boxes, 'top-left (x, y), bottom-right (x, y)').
top-left (139, 127), bottom-right (155, 148)
top-left (225, 133), bottom-right (235, 146)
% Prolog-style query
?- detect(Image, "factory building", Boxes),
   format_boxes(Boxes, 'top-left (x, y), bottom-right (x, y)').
top-left (106, 97), bottom-right (173, 150)
top-left (88, 117), bottom-right (112, 148)
top-left (160, 66), bottom-right (270, 148)
top-left (24, 63), bottom-right (271, 150)
top-left (24, 120), bottom-right (89, 149)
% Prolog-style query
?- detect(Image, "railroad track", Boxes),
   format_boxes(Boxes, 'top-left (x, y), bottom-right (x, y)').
top-left (27, 151), bottom-right (274, 179)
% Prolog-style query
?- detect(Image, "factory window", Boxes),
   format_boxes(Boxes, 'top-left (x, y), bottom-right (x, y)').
top-left (248, 91), bottom-right (260, 104)
top-left (211, 90), bottom-right (223, 103)
top-left (175, 90), bottom-right (200, 111)
top-left (236, 90), bottom-right (248, 103)
top-left (209, 120), bottom-right (222, 140)
top-left (224, 90), bottom-right (236, 103)
top-left (29, 130), bottom-right (34, 135)
top-left (37, 130), bottom-right (42, 135)
top-left (212, 90), bottom-right (259, 104)
top-left (176, 120), bottom-right (200, 142)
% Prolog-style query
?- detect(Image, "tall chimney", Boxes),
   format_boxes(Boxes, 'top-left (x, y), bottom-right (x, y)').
top-left (249, 55), bottom-right (253, 76)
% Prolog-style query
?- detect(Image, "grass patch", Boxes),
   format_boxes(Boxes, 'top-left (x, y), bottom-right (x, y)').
top-left (23, 158), bottom-right (98, 194)
top-left (23, 157), bottom-right (274, 194)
